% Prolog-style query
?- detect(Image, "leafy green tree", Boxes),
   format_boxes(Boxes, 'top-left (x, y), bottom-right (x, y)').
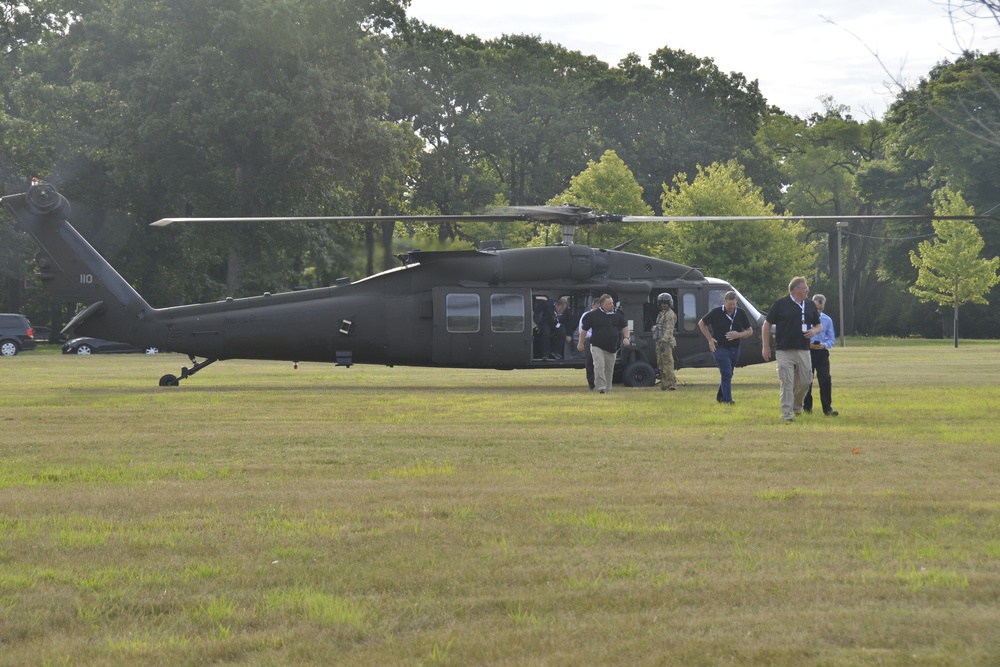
top-left (858, 52), bottom-right (1000, 337)
top-left (31, 0), bottom-right (415, 300)
top-left (658, 160), bottom-right (817, 306)
top-left (545, 149), bottom-right (653, 248)
top-left (1, 0), bottom-right (82, 314)
top-left (758, 101), bottom-right (890, 335)
top-left (466, 35), bottom-right (607, 207)
top-left (888, 52), bottom-right (1000, 209)
top-left (909, 188), bottom-right (1000, 345)
top-left (386, 21), bottom-right (502, 220)
top-left (596, 48), bottom-right (776, 209)
top-left (387, 27), bottom-right (608, 250)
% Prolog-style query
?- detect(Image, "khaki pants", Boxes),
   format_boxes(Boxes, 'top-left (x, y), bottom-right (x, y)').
top-left (590, 345), bottom-right (617, 393)
top-left (776, 349), bottom-right (811, 419)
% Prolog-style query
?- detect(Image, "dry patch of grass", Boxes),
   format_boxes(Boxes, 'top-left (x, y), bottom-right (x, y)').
top-left (1, 342), bottom-right (999, 665)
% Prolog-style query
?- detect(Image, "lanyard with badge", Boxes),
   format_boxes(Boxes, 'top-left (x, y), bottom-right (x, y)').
top-left (796, 297), bottom-right (807, 332)
top-left (724, 306), bottom-right (738, 331)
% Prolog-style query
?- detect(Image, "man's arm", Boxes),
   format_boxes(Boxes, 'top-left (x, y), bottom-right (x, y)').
top-left (698, 318), bottom-right (717, 352)
top-left (761, 320), bottom-right (772, 361)
top-left (822, 316), bottom-right (835, 349)
top-left (732, 311), bottom-right (753, 340)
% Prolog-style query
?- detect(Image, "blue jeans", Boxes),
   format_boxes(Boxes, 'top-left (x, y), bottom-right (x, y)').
top-left (713, 346), bottom-right (740, 403)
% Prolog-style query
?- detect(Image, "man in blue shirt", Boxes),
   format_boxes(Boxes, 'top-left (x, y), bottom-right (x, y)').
top-left (803, 294), bottom-right (839, 416)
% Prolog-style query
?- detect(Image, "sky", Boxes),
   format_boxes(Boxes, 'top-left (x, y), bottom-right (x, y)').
top-left (405, 0), bottom-right (1000, 119)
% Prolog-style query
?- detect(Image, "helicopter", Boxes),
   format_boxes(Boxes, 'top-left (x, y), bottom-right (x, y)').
top-left (3, 182), bottom-right (990, 388)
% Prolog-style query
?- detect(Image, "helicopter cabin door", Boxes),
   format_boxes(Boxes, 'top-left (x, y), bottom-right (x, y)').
top-left (431, 287), bottom-right (532, 366)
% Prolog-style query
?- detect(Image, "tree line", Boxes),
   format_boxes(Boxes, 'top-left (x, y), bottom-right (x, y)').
top-left (2, 0), bottom-right (999, 339)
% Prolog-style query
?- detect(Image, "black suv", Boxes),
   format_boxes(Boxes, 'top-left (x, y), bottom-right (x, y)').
top-left (0, 313), bottom-right (38, 356)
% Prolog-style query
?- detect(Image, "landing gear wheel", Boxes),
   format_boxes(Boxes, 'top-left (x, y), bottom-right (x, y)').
top-left (622, 360), bottom-right (656, 387)
top-left (157, 357), bottom-right (218, 387)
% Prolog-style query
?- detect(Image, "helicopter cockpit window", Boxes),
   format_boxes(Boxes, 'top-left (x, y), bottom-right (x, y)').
top-left (446, 293), bottom-right (480, 333)
top-left (708, 289), bottom-right (727, 312)
top-left (490, 293), bottom-right (524, 333)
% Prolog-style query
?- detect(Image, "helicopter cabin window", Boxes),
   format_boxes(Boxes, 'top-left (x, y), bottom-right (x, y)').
top-left (446, 293), bottom-right (480, 333)
top-left (681, 292), bottom-right (699, 331)
top-left (490, 293), bottom-right (525, 333)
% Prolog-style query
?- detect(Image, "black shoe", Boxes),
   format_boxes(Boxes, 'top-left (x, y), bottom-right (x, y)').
top-left (722, 400), bottom-right (735, 405)
top-left (803, 408), bottom-right (812, 414)
top-left (824, 410), bottom-right (839, 416)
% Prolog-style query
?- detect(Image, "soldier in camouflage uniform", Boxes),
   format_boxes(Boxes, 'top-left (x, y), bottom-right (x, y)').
top-left (653, 293), bottom-right (677, 390)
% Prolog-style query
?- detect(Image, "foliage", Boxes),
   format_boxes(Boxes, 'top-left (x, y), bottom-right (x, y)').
top-left (544, 149), bottom-right (653, 248)
top-left (658, 160), bottom-right (816, 306)
top-left (886, 52), bottom-right (1000, 208)
top-left (596, 48), bottom-right (775, 208)
top-left (757, 101), bottom-right (891, 336)
top-left (909, 188), bottom-right (1000, 311)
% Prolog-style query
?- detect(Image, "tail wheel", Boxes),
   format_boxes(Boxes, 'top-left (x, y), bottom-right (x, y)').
top-left (159, 374), bottom-right (179, 387)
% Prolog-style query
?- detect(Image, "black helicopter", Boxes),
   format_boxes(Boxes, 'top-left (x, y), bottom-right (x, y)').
top-left (3, 182), bottom-right (985, 388)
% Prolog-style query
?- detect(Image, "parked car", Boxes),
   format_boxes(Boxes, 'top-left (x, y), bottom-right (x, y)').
top-left (31, 326), bottom-right (54, 343)
top-left (0, 313), bottom-right (38, 357)
top-left (62, 337), bottom-right (160, 355)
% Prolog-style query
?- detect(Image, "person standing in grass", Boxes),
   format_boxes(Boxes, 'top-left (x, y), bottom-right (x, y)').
top-left (577, 297), bottom-right (601, 390)
top-left (803, 294), bottom-right (839, 416)
top-left (653, 292), bottom-right (678, 391)
top-left (698, 290), bottom-right (753, 404)
top-left (762, 277), bottom-right (822, 423)
top-left (577, 294), bottom-right (630, 394)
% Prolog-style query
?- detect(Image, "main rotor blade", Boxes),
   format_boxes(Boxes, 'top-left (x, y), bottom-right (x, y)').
top-left (621, 214), bottom-right (1000, 222)
top-left (151, 209), bottom-right (1000, 227)
top-left (150, 213), bottom-right (526, 227)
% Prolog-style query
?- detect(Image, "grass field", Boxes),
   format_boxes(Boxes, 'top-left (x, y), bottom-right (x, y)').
top-left (1, 341), bottom-right (999, 666)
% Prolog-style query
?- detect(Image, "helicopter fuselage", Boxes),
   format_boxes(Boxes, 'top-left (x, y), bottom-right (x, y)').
top-left (4, 185), bottom-right (771, 387)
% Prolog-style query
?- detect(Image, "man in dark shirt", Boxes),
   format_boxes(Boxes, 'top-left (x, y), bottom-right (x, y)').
top-left (762, 276), bottom-right (822, 422)
top-left (698, 291), bottom-right (753, 404)
top-left (577, 294), bottom-right (631, 394)
top-left (534, 298), bottom-right (573, 359)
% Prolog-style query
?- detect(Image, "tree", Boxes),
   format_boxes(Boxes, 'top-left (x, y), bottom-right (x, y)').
top-left (909, 188), bottom-right (1000, 346)
top-left (859, 52), bottom-right (1000, 337)
top-left (34, 0), bottom-right (415, 299)
top-left (658, 160), bottom-right (817, 306)
top-left (454, 35), bottom-right (608, 208)
top-left (758, 101), bottom-right (890, 335)
top-left (1, 0), bottom-right (80, 314)
top-left (595, 48), bottom-right (776, 210)
top-left (545, 149), bottom-right (653, 248)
